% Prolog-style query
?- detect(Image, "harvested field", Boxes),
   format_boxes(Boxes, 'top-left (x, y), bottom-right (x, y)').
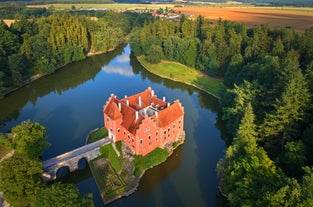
top-left (172, 7), bottom-right (313, 32)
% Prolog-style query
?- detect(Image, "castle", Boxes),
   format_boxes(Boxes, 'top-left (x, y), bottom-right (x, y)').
top-left (103, 87), bottom-right (184, 156)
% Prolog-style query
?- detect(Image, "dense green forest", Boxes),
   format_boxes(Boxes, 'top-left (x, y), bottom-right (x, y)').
top-left (129, 17), bottom-right (313, 206)
top-left (0, 7), bottom-right (152, 98)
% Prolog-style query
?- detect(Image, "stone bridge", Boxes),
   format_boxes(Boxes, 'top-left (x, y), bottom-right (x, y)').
top-left (42, 137), bottom-right (112, 182)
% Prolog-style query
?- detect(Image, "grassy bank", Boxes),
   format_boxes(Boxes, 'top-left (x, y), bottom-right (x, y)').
top-left (137, 56), bottom-right (223, 98)
top-left (87, 127), bottom-right (108, 144)
top-left (133, 147), bottom-right (168, 178)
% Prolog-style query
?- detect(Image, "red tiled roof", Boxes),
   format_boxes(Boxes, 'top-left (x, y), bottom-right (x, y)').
top-left (104, 97), bottom-right (122, 120)
top-left (120, 102), bottom-right (144, 135)
top-left (157, 101), bottom-right (184, 128)
top-left (121, 89), bottom-right (150, 110)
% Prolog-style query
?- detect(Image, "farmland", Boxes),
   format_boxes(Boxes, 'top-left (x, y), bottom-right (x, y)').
top-left (172, 6), bottom-right (313, 32)
top-left (27, 3), bottom-right (175, 11)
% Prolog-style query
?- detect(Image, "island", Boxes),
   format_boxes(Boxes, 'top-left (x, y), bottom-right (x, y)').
top-left (89, 87), bottom-right (185, 205)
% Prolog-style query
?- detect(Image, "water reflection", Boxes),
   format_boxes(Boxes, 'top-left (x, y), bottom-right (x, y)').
top-left (137, 145), bottom-right (183, 198)
top-left (0, 44), bottom-right (125, 127)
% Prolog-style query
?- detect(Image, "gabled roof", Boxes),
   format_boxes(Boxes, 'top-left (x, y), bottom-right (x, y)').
top-left (103, 97), bottom-right (122, 120)
top-left (120, 102), bottom-right (144, 135)
top-left (157, 101), bottom-right (184, 128)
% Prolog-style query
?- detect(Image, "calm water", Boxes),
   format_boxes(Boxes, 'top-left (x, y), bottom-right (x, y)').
top-left (0, 44), bottom-right (227, 207)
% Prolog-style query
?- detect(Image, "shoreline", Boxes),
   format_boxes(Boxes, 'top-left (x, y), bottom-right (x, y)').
top-left (136, 56), bottom-right (221, 99)
top-left (1, 44), bottom-right (123, 98)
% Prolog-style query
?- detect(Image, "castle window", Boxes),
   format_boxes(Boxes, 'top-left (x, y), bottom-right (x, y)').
top-left (168, 127), bottom-right (170, 132)
top-left (140, 139), bottom-right (143, 144)
top-left (144, 127), bottom-right (150, 133)
top-left (164, 130), bottom-right (166, 134)
top-left (128, 134), bottom-right (130, 139)
top-left (156, 131), bottom-right (158, 136)
top-left (173, 124), bottom-right (175, 128)
top-left (132, 137), bottom-right (134, 142)
top-left (148, 135), bottom-right (151, 140)
top-left (117, 128), bottom-right (120, 133)
top-left (156, 138), bottom-right (158, 142)
top-left (149, 142), bottom-right (151, 146)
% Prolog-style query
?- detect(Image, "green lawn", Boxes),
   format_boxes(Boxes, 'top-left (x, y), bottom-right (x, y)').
top-left (99, 143), bottom-right (122, 172)
top-left (87, 127), bottom-right (108, 144)
top-left (138, 57), bottom-right (223, 98)
top-left (133, 147), bottom-right (168, 178)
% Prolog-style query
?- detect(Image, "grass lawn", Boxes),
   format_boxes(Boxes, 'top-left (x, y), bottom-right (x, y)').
top-left (133, 147), bottom-right (168, 178)
top-left (87, 127), bottom-right (108, 144)
top-left (138, 57), bottom-right (223, 98)
top-left (89, 158), bottom-right (126, 200)
top-left (99, 143), bottom-right (122, 172)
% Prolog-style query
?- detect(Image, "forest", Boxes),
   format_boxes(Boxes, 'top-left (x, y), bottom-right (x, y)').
top-left (129, 16), bottom-right (313, 206)
top-left (0, 6), bottom-right (152, 98)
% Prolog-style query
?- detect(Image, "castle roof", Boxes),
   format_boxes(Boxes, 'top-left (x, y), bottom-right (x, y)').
top-left (103, 87), bottom-right (184, 135)
top-left (158, 101), bottom-right (184, 128)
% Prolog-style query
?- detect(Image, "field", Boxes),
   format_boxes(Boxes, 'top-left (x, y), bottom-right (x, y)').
top-left (27, 3), bottom-right (175, 10)
top-left (138, 56), bottom-right (223, 98)
top-left (172, 6), bottom-right (313, 32)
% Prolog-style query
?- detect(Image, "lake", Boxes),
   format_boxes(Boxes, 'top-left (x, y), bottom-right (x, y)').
top-left (0, 44), bottom-right (227, 207)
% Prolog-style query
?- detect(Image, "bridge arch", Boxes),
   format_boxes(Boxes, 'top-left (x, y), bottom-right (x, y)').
top-left (56, 166), bottom-right (70, 179)
top-left (41, 137), bottom-right (112, 182)
top-left (77, 157), bottom-right (88, 169)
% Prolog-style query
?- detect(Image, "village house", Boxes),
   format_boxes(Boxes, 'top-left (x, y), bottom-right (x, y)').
top-left (103, 87), bottom-right (184, 156)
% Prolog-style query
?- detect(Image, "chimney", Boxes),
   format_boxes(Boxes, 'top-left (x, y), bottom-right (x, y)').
top-left (155, 111), bottom-right (158, 118)
top-left (163, 96), bottom-right (166, 102)
top-left (125, 95), bottom-right (127, 98)
top-left (151, 89), bottom-right (155, 97)
top-left (118, 102), bottom-right (121, 111)
top-left (126, 100), bottom-right (129, 106)
top-left (136, 111), bottom-right (139, 120)
top-left (139, 96), bottom-right (142, 107)
top-left (167, 102), bottom-right (170, 107)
